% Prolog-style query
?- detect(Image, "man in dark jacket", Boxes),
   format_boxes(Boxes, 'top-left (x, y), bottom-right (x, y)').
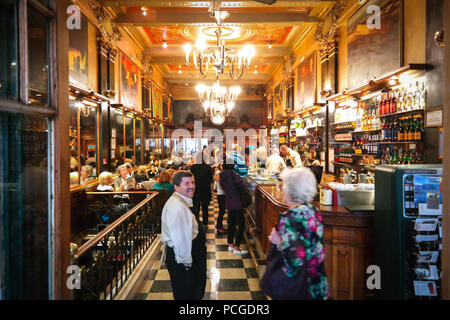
top-left (219, 159), bottom-right (248, 255)
top-left (190, 153), bottom-right (213, 226)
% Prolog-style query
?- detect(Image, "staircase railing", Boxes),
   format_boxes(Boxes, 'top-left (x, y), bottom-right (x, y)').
top-left (70, 192), bottom-right (159, 300)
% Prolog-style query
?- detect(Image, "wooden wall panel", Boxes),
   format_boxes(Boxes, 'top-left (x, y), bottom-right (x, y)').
top-left (88, 21), bottom-right (98, 92)
top-left (404, 0), bottom-right (426, 64)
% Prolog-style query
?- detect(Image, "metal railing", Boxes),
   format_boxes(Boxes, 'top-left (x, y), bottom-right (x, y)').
top-left (70, 192), bottom-right (159, 300)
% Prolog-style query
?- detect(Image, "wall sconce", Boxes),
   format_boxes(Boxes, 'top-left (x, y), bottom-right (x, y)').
top-left (434, 30), bottom-right (444, 47)
top-left (320, 89), bottom-right (333, 98)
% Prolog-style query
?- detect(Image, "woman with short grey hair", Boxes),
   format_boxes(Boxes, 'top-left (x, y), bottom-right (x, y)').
top-left (80, 165), bottom-right (94, 184)
top-left (263, 167), bottom-right (329, 299)
top-left (280, 167), bottom-right (317, 204)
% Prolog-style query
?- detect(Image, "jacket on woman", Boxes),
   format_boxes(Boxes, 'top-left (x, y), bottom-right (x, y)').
top-left (219, 170), bottom-right (244, 211)
top-left (277, 203), bottom-right (329, 300)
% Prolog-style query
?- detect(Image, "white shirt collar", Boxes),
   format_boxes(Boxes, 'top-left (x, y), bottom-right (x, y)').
top-left (174, 192), bottom-right (193, 207)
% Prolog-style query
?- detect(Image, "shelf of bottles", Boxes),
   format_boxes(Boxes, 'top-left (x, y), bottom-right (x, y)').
top-left (331, 76), bottom-right (426, 169)
top-left (289, 113), bottom-right (326, 165)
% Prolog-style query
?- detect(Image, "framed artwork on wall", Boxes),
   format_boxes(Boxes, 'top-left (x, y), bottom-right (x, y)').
top-left (273, 83), bottom-right (284, 119)
top-left (347, 0), bottom-right (402, 89)
top-left (119, 52), bottom-right (139, 108)
top-left (295, 51), bottom-right (317, 110)
top-left (68, 14), bottom-right (89, 88)
top-left (152, 82), bottom-right (163, 120)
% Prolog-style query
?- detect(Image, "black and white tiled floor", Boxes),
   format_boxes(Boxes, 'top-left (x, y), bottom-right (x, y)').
top-left (132, 193), bottom-right (266, 300)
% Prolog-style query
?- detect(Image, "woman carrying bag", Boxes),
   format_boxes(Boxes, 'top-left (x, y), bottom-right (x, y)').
top-left (261, 167), bottom-right (329, 300)
top-left (219, 158), bottom-right (249, 255)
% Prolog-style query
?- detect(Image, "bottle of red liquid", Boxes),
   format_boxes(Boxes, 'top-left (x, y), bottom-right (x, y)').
top-left (390, 91), bottom-right (397, 114)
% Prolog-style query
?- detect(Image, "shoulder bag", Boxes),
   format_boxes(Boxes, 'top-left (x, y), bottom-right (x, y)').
top-left (260, 213), bottom-right (311, 300)
top-left (231, 171), bottom-right (252, 208)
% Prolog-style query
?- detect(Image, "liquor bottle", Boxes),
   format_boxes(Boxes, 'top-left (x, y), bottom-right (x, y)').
top-left (397, 120), bottom-right (404, 142)
top-left (390, 91), bottom-right (397, 114)
top-left (415, 118), bottom-right (424, 141)
top-left (396, 89), bottom-right (403, 113)
top-left (392, 119), bottom-right (399, 142)
top-left (408, 118), bottom-right (415, 142)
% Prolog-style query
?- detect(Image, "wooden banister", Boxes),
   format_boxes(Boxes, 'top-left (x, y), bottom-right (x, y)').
top-left (74, 192), bottom-right (158, 259)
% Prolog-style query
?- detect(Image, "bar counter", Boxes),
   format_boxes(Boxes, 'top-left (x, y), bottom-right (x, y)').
top-left (244, 176), bottom-right (375, 300)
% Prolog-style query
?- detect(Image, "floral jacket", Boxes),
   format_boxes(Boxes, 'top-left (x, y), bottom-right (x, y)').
top-left (277, 203), bottom-right (329, 300)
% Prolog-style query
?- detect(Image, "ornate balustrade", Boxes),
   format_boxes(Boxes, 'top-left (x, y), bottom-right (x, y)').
top-left (71, 192), bottom-right (159, 300)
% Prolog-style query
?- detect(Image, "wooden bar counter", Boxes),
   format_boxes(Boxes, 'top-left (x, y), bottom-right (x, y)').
top-left (246, 179), bottom-right (375, 300)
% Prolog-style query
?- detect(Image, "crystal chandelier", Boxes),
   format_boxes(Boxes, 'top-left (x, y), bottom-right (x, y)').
top-left (196, 81), bottom-right (241, 125)
top-left (184, 11), bottom-right (255, 80)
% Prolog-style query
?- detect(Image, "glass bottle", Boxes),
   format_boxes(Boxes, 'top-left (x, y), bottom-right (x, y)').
top-left (390, 91), bottom-right (397, 114)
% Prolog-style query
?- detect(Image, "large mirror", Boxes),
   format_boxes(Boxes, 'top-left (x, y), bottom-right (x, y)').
top-left (69, 99), bottom-right (98, 187)
top-left (135, 117), bottom-right (142, 166)
top-left (111, 109), bottom-right (124, 172)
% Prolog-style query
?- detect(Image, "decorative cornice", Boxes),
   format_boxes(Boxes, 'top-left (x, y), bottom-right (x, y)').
top-left (89, 1), bottom-right (123, 45)
top-left (314, 0), bottom-right (347, 62)
top-left (283, 52), bottom-right (297, 78)
top-left (139, 55), bottom-right (153, 80)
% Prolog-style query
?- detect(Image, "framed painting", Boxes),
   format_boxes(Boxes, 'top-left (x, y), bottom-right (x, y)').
top-left (267, 97), bottom-right (273, 120)
top-left (347, 0), bottom-right (402, 89)
top-left (152, 82), bottom-right (163, 120)
top-left (68, 14), bottom-right (89, 88)
top-left (295, 51), bottom-right (317, 110)
top-left (119, 52), bottom-right (139, 108)
top-left (273, 83), bottom-right (284, 119)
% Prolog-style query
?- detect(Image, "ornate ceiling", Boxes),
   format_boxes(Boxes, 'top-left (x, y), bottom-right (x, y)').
top-left (99, 0), bottom-right (337, 88)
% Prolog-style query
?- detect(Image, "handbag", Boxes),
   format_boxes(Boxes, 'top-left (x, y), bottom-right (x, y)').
top-left (260, 214), bottom-right (311, 300)
top-left (232, 171), bottom-right (252, 208)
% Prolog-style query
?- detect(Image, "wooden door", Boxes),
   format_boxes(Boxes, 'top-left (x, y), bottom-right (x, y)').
top-left (332, 245), bottom-right (356, 300)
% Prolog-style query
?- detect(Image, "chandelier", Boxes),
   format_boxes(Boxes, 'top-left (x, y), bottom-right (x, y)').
top-left (184, 11), bottom-right (255, 80)
top-left (196, 81), bottom-right (241, 125)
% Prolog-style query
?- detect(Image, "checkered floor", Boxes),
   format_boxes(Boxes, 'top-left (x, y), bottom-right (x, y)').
top-left (132, 193), bottom-right (266, 300)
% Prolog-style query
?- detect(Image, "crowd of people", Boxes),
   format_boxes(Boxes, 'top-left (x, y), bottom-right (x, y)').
top-left (72, 142), bottom-right (327, 300)
top-left (159, 143), bottom-right (328, 300)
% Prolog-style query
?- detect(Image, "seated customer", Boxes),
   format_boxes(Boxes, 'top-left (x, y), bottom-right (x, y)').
top-left (80, 165), bottom-right (94, 184)
top-left (97, 172), bottom-right (114, 191)
top-left (147, 165), bottom-right (159, 179)
top-left (153, 171), bottom-right (174, 196)
top-left (134, 165), bottom-right (150, 184)
top-left (113, 164), bottom-right (136, 191)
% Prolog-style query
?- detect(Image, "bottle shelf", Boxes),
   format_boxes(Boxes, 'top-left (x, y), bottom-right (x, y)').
top-left (330, 121), bottom-right (354, 126)
top-left (351, 128), bottom-right (382, 134)
top-left (365, 141), bottom-right (423, 145)
top-left (332, 161), bottom-right (377, 171)
top-left (379, 108), bottom-right (424, 118)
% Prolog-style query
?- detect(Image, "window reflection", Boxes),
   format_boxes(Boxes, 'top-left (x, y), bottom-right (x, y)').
top-left (0, 112), bottom-right (49, 299)
top-left (111, 110), bottom-right (124, 172)
top-left (28, 6), bottom-right (49, 106)
top-left (124, 114), bottom-right (134, 164)
top-left (0, 0), bottom-right (18, 100)
top-left (135, 118), bottom-right (142, 166)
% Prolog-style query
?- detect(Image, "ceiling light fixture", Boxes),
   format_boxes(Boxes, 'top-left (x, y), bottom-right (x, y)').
top-left (162, 40), bottom-right (168, 48)
top-left (141, 7), bottom-right (147, 16)
top-left (183, 9), bottom-right (255, 80)
top-left (196, 81), bottom-right (241, 124)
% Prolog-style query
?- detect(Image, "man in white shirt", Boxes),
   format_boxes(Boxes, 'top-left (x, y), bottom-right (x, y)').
top-left (255, 143), bottom-right (268, 167)
top-left (280, 144), bottom-right (303, 168)
top-left (161, 171), bottom-right (206, 300)
top-left (265, 148), bottom-right (287, 174)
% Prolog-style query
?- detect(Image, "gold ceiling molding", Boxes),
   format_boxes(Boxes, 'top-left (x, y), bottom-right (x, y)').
top-left (89, 1), bottom-right (123, 45)
top-left (283, 52), bottom-right (297, 78)
top-left (139, 55), bottom-right (153, 81)
top-left (314, 0), bottom-right (347, 62)
top-left (182, 25), bottom-right (255, 43)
